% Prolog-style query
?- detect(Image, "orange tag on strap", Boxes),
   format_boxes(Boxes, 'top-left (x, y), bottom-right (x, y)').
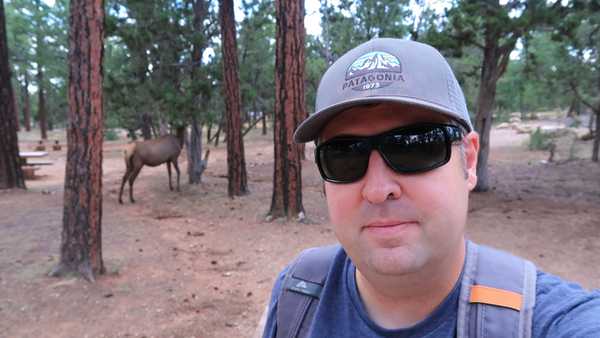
top-left (469, 285), bottom-right (522, 311)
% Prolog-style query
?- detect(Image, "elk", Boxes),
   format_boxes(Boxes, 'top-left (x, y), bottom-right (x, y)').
top-left (118, 129), bottom-right (184, 204)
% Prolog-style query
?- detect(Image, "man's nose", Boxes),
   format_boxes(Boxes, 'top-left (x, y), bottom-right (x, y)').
top-left (361, 150), bottom-right (403, 204)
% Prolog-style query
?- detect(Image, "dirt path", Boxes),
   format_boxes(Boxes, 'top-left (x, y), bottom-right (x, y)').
top-left (1, 126), bottom-right (599, 338)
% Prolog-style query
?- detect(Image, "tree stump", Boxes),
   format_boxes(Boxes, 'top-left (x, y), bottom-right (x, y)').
top-left (35, 140), bottom-right (46, 151)
top-left (52, 140), bottom-right (61, 151)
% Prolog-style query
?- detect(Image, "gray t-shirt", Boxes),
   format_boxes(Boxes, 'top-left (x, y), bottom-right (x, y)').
top-left (262, 246), bottom-right (600, 337)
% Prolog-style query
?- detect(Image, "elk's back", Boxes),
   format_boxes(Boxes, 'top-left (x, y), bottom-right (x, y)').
top-left (135, 135), bottom-right (182, 167)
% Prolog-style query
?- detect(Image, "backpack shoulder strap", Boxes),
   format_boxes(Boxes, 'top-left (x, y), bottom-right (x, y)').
top-left (457, 241), bottom-right (537, 338)
top-left (276, 244), bottom-right (339, 338)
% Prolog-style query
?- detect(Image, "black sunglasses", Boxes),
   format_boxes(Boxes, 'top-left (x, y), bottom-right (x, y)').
top-left (315, 123), bottom-right (464, 183)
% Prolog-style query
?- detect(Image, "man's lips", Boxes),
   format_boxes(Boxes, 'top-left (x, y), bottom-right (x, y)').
top-left (364, 220), bottom-right (418, 229)
top-left (362, 220), bottom-right (418, 235)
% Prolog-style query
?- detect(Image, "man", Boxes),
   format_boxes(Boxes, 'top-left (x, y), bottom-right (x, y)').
top-left (261, 38), bottom-right (600, 338)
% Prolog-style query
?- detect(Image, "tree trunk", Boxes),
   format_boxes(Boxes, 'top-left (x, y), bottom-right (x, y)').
top-left (0, 0), bottom-right (25, 189)
top-left (187, 115), bottom-right (205, 183)
top-left (141, 112), bottom-right (153, 140)
top-left (36, 64), bottom-right (48, 140)
top-left (474, 75), bottom-right (496, 192)
top-left (35, 0), bottom-right (48, 140)
top-left (593, 111), bottom-right (600, 162)
top-left (22, 73), bottom-right (31, 131)
top-left (213, 120), bottom-right (222, 147)
top-left (127, 128), bottom-right (137, 140)
top-left (473, 26), bottom-right (515, 192)
top-left (151, 121), bottom-right (159, 138)
top-left (242, 114), bottom-right (266, 137)
top-left (268, 0), bottom-right (305, 220)
top-left (158, 118), bottom-right (168, 136)
top-left (13, 86), bottom-right (19, 131)
top-left (187, 0), bottom-right (208, 185)
top-left (219, 0), bottom-right (248, 197)
top-left (50, 0), bottom-right (105, 282)
top-left (567, 97), bottom-right (580, 117)
top-left (262, 111), bottom-right (267, 135)
top-left (206, 121), bottom-right (212, 143)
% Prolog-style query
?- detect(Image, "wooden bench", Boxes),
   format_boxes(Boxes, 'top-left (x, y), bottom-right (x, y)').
top-left (21, 165), bottom-right (41, 179)
top-left (19, 151), bottom-right (52, 179)
top-left (27, 160), bottom-right (54, 166)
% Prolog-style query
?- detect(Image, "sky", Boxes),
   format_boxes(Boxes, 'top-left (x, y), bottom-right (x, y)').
top-left (39, 0), bottom-right (517, 59)
top-left (304, 0), bottom-right (324, 36)
top-left (40, 0), bottom-right (450, 38)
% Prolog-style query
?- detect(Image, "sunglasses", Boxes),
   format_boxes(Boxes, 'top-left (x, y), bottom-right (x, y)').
top-left (315, 123), bottom-right (464, 183)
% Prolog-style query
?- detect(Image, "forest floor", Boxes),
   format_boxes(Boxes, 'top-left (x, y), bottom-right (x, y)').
top-left (1, 114), bottom-right (600, 338)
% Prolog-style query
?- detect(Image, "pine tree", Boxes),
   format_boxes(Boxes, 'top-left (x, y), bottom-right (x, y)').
top-left (432, 0), bottom-right (567, 191)
top-left (0, 0), bottom-right (25, 190)
top-left (268, 0), bottom-right (305, 220)
top-left (50, 0), bottom-right (105, 282)
top-left (219, 0), bottom-right (248, 197)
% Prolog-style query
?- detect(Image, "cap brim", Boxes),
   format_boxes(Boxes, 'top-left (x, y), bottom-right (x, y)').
top-left (293, 96), bottom-right (472, 143)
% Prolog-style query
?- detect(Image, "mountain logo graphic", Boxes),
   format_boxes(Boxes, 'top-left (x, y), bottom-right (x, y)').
top-left (346, 51), bottom-right (402, 79)
top-left (343, 51), bottom-right (404, 91)
top-left (295, 281), bottom-right (308, 289)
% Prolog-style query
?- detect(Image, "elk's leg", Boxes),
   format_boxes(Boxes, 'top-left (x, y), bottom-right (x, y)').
top-left (128, 166), bottom-right (143, 203)
top-left (118, 170), bottom-right (131, 204)
top-left (167, 161), bottom-right (173, 191)
top-left (172, 159), bottom-right (181, 192)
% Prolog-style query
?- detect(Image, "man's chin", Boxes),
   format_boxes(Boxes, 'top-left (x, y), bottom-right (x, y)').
top-left (362, 246), bottom-right (429, 276)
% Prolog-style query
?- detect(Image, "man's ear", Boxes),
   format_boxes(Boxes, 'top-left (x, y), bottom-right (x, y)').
top-left (464, 132), bottom-right (479, 191)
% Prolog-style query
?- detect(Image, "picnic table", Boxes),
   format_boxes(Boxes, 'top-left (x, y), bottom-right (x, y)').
top-left (19, 151), bottom-right (53, 179)
top-left (19, 151), bottom-right (49, 163)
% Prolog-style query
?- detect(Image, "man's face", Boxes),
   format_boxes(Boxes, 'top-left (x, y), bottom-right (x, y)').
top-left (319, 103), bottom-right (479, 277)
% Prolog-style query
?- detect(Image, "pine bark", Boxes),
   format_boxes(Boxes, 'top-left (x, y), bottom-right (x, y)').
top-left (593, 111), bottom-right (599, 162)
top-left (593, 74), bottom-right (600, 162)
top-left (473, 51), bottom-right (497, 192)
top-left (187, 0), bottom-right (208, 184)
top-left (141, 112), bottom-right (153, 140)
top-left (50, 0), bottom-right (105, 282)
top-left (0, 0), bottom-right (25, 189)
top-left (219, 0), bottom-right (247, 197)
top-left (35, 0), bottom-right (47, 139)
top-left (36, 64), bottom-right (48, 139)
top-left (206, 121), bottom-right (212, 143)
top-left (22, 73), bottom-right (31, 131)
top-left (269, 0), bottom-right (305, 220)
top-left (13, 87), bottom-right (19, 131)
top-left (187, 116), bottom-right (205, 183)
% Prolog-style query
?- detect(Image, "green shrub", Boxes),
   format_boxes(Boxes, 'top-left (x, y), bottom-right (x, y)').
top-left (528, 127), bottom-right (552, 150)
top-left (105, 129), bottom-right (119, 141)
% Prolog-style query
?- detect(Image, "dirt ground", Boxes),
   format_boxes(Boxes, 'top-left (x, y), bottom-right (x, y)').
top-left (1, 118), bottom-right (600, 338)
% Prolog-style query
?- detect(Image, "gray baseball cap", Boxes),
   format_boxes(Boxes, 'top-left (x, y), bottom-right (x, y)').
top-left (294, 38), bottom-right (473, 143)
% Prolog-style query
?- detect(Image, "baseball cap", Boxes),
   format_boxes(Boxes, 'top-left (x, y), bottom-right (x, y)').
top-left (293, 38), bottom-right (473, 143)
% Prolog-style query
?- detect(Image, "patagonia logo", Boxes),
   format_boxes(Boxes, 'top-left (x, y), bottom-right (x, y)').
top-left (343, 51), bottom-right (405, 91)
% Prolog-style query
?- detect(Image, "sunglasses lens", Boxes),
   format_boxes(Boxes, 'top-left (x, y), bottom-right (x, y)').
top-left (318, 139), bottom-right (370, 182)
top-left (380, 127), bottom-right (448, 173)
top-left (316, 125), bottom-right (459, 183)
